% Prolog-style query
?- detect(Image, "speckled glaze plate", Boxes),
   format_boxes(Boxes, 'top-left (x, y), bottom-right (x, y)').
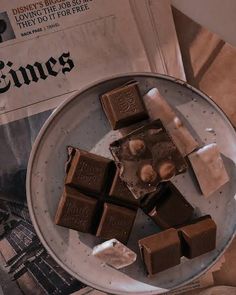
top-left (27, 73), bottom-right (236, 295)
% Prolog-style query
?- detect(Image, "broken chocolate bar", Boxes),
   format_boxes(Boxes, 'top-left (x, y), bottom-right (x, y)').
top-left (92, 238), bottom-right (137, 269)
top-left (146, 183), bottom-right (194, 229)
top-left (65, 149), bottom-right (113, 195)
top-left (55, 186), bottom-right (98, 233)
top-left (108, 169), bottom-right (140, 207)
top-left (100, 81), bottom-right (148, 130)
top-left (178, 216), bottom-right (217, 258)
top-left (143, 88), bottom-right (199, 156)
top-left (139, 228), bottom-right (181, 275)
top-left (188, 143), bottom-right (229, 197)
top-left (96, 203), bottom-right (136, 244)
top-left (110, 119), bottom-right (187, 199)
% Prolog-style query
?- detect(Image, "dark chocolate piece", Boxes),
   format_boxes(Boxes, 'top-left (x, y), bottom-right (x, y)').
top-left (140, 184), bottom-right (164, 214)
top-left (96, 203), bottom-right (136, 244)
top-left (178, 216), bottom-right (217, 258)
top-left (148, 183), bottom-right (194, 229)
top-left (139, 228), bottom-right (181, 275)
top-left (100, 81), bottom-right (148, 130)
top-left (108, 169), bottom-right (140, 207)
top-left (65, 149), bottom-right (113, 194)
top-left (110, 119), bottom-right (187, 199)
top-left (55, 186), bottom-right (98, 233)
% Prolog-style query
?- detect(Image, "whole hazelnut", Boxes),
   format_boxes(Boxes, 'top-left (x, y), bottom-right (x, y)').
top-left (173, 117), bottom-right (183, 129)
top-left (158, 161), bottom-right (176, 180)
top-left (140, 164), bottom-right (157, 183)
top-left (129, 139), bottom-right (146, 156)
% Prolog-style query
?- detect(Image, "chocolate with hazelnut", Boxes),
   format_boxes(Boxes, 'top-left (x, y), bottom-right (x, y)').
top-left (110, 119), bottom-right (187, 199)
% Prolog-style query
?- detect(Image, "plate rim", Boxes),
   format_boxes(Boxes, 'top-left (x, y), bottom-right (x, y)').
top-left (26, 72), bottom-right (236, 295)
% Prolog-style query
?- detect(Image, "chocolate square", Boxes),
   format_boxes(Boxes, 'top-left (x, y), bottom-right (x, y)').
top-left (96, 203), bottom-right (136, 244)
top-left (178, 217), bottom-right (217, 258)
top-left (100, 81), bottom-right (148, 130)
top-left (110, 119), bottom-right (187, 199)
top-left (65, 149), bottom-right (113, 194)
top-left (108, 169), bottom-right (140, 207)
top-left (55, 186), bottom-right (98, 233)
top-left (139, 228), bottom-right (181, 275)
top-left (148, 183), bottom-right (194, 229)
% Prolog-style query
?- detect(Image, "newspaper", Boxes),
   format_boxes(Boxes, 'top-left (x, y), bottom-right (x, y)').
top-left (0, 0), bottom-right (185, 203)
top-left (0, 0), bottom-right (149, 124)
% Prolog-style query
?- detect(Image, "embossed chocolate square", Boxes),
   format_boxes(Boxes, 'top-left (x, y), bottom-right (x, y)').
top-left (100, 81), bottom-right (148, 130)
top-left (55, 186), bottom-right (98, 233)
top-left (65, 149), bottom-right (113, 194)
top-left (96, 203), bottom-right (136, 244)
top-left (110, 119), bottom-right (187, 199)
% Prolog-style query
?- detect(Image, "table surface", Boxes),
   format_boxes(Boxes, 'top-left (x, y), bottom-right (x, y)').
top-left (171, 0), bottom-right (236, 46)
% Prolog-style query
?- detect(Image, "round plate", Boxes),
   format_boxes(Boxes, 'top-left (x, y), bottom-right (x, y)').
top-left (27, 73), bottom-right (236, 295)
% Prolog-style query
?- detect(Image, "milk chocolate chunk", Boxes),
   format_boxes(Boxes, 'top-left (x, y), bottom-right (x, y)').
top-left (100, 81), bottom-right (148, 130)
top-left (139, 228), bottom-right (181, 275)
top-left (110, 119), bottom-right (187, 199)
top-left (65, 149), bottom-right (113, 194)
top-left (188, 143), bottom-right (229, 197)
top-left (96, 203), bottom-right (136, 244)
top-left (178, 217), bottom-right (217, 258)
top-left (143, 88), bottom-right (199, 156)
top-left (92, 238), bottom-right (137, 269)
top-left (55, 186), bottom-right (98, 233)
top-left (148, 183), bottom-right (194, 229)
top-left (108, 169), bottom-right (140, 207)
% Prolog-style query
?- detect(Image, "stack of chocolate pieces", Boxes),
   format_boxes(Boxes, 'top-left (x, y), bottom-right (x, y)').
top-left (139, 215), bottom-right (217, 276)
top-left (54, 80), bottom-right (226, 275)
top-left (55, 148), bottom-right (138, 244)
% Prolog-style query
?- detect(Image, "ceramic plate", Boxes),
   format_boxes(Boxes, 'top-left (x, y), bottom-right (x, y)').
top-left (27, 73), bottom-right (236, 294)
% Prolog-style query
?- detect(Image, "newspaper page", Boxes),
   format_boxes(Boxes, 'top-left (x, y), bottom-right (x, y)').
top-left (0, 0), bottom-right (185, 203)
top-left (0, 0), bottom-right (151, 124)
top-left (130, 0), bottom-right (186, 80)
